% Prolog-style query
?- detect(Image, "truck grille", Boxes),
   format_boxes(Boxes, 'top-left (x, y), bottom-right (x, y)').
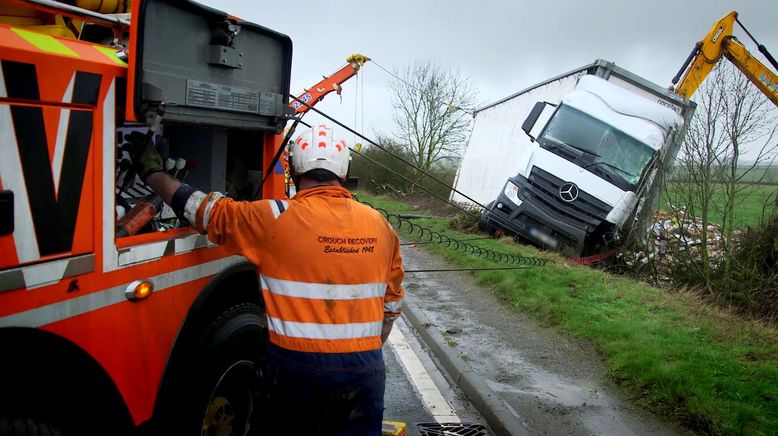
top-left (521, 167), bottom-right (612, 228)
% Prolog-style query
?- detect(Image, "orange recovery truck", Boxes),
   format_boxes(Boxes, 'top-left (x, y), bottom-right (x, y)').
top-left (0, 0), bottom-right (297, 434)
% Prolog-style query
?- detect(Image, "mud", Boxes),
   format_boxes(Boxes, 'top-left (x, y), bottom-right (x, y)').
top-left (401, 245), bottom-right (690, 436)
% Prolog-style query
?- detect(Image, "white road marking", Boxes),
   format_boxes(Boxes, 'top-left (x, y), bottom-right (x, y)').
top-left (387, 319), bottom-right (460, 423)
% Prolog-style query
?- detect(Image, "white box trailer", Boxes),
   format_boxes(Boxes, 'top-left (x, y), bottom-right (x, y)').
top-left (452, 60), bottom-right (695, 255)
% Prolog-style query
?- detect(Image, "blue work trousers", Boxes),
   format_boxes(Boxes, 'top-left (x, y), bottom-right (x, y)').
top-left (260, 343), bottom-right (386, 436)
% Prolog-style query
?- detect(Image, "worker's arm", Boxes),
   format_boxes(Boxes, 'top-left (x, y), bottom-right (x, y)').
top-left (146, 172), bottom-right (181, 204)
top-left (382, 231), bottom-right (405, 344)
top-left (140, 142), bottom-right (267, 261)
top-left (137, 135), bottom-right (183, 205)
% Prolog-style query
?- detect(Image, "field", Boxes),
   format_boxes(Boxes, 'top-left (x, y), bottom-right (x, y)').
top-left (660, 183), bottom-right (777, 229)
top-left (359, 191), bottom-right (778, 436)
top-left (735, 166), bottom-right (778, 185)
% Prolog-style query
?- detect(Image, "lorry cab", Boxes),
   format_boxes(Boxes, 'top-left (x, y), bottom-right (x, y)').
top-left (468, 61), bottom-right (694, 256)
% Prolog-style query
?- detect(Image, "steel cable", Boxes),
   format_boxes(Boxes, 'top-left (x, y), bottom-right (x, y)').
top-left (284, 93), bottom-right (617, 267)
top-left (288, 94), bottom-right (487, 210)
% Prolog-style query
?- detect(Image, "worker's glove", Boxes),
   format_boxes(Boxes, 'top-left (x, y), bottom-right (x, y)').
top-left (137, 138), bottom-right (164, 181)
top-left (124, 131), bottom-right (164, 182)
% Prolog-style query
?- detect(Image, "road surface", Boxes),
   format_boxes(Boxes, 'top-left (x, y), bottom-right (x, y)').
top-left (400, 244), bottom-right (691, 436)
top-left (384, 317), bottom-right (488, 435)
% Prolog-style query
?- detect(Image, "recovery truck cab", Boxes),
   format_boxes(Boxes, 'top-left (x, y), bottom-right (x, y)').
top-left (456, 60), bottom-right (695, 256)
top-left (0, 0), bottom-right (292, 433)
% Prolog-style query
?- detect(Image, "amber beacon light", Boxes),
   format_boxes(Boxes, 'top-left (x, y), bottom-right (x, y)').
top-left (125, 279), bottom-right (154, 301)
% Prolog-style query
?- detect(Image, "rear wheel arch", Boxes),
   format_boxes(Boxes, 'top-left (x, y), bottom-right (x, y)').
top-left (150, 259), bottom-right (265, 429)
top-left (0, 328), bottom-right (132, 435)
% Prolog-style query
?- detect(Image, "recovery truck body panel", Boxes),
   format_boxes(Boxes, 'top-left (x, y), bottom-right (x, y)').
top-left (0, 0), bottom-right (293, 432)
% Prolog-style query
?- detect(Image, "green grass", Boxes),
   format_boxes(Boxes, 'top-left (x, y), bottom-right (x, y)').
top-left (661, 183), bottom-right (777, 229)
top-left (359, 192), bottom-right (778, 436)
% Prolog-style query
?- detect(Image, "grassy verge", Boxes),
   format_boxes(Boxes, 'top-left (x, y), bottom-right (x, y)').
top-left (358, 192), bottom-right (778, 435)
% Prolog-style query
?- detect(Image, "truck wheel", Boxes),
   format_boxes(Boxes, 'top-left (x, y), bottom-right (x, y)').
top-left (0, 415), bottom-right (64, 436)
top-left (195, 303), bottom-right (267, 436)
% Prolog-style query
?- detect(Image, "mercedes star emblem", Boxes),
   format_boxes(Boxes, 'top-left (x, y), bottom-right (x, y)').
top-left (559, 182), bottom-right (579, 202)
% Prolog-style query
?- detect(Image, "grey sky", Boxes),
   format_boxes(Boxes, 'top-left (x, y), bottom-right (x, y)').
top-left (202, 0), bottom-right (777, 147)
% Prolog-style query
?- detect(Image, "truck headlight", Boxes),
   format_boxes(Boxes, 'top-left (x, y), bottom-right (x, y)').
top-left (503, 182), bottom-right (522, 206)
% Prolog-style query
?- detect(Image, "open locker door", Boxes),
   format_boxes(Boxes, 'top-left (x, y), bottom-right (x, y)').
top-left (125, 0), bottom-right (293, 131)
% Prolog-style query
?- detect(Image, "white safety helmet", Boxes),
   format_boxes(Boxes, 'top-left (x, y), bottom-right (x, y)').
top-left (289, 125), bottom-right (351, 179)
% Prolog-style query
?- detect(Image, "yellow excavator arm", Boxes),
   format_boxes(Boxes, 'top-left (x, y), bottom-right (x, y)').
top-left (723, 38), bottom-right (778, 106)
top-left (672, 11), bottom-right (778, 106)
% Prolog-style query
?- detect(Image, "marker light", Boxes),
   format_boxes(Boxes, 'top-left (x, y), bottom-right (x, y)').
top-left (126, 279), bottom-right (154, 301)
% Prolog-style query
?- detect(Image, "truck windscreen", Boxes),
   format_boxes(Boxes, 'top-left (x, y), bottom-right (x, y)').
top-left (538, 105), bottom-right (654, 191)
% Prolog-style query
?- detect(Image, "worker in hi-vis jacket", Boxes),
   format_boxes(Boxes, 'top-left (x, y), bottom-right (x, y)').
top-left (141, 124), bottom-right (405, 434)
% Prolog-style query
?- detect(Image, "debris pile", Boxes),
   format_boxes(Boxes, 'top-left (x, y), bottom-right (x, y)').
top-left (623, 208), bottom-right (739, 279)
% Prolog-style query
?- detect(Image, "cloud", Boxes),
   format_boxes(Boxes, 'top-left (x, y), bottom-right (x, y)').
top-left (202, 0), bottom-right (777, 139)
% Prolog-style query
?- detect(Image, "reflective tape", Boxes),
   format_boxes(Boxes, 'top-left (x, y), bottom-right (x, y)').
top-left (93, 45), bottom-right (127, 66)
top-left (0, 256), bottom-right (244, 328)
top-left (52, 75), bottom-right (75, 195)
top-left (183, 190), bottom-right (207, 225)
top-left (0, 66), bottom-right (39, 263)
top-left (267, 317), bottom-right (382, 340)
top-left (201, 192), bottom-right (224, 231)
top-left (11, 28), bottom-right (78, 57)
top-left (260, 275), bottom-right (386, 300)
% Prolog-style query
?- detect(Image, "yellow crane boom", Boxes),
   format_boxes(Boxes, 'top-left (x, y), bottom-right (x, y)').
top-left (671, 11), bottom-right (778, 106)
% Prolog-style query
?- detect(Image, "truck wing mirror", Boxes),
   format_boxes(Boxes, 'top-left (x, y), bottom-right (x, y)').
top-left (521, 101), bottom-right (556, 142)
top-left (126, 0), bottom-right (293, 132)
top-left (0, 191), bottom-right (12, 236)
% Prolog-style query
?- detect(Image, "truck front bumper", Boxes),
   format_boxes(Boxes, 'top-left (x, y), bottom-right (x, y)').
top-left (481, 194), bottom-right (587, 256)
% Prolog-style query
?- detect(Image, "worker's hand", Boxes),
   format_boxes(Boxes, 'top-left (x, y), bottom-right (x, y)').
top-left (381, 317), bottom-right (397, 344)
top-left (124, 131), bottom-right (164, 182)
top-left (138, 139), bottom-right (164, 181)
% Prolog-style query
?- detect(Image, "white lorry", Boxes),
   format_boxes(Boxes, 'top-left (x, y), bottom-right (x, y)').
top-left (452, 60), bottom-right (696, 256)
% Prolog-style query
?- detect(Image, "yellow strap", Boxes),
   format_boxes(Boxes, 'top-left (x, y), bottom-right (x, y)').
top-left (11, 28), bottom-right (77, 57)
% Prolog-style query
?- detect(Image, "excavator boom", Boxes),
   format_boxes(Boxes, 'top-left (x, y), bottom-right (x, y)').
top-left (724, 38), bottom-right (778, 106)
top-left (672, 11), bottom-right (778, 106)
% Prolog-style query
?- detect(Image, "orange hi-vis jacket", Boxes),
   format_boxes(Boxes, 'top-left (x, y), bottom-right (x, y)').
top-left (184, 186), bottom-right (405, 354)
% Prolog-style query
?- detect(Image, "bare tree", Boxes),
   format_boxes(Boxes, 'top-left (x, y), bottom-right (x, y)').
top-left (389, 62), bottom-right (477, 176)
top-left (713, 64), bottom-right (778, 274)
top-left (668, 67), bottom-right (729, 289)
top-left (667, 62), bottom-right (777, 292)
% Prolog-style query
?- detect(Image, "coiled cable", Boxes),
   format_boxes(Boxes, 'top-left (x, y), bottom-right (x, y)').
top-left (358, 200), bottom-right (548, 267)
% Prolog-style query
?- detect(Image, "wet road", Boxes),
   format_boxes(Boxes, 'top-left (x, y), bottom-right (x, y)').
top-left (401, 245), bottom-right (689, 436)
top-left (384, 318), bottom-right (488, 435)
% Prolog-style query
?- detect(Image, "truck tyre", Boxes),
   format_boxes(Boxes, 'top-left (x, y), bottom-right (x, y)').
top-left (0, 416), bottom-right (64, 436)
top-left (194, 303), bottom-right (267, 436)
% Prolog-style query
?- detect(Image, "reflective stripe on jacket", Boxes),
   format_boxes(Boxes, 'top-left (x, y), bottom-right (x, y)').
top-left (185, 185), bottom-right (405, 353)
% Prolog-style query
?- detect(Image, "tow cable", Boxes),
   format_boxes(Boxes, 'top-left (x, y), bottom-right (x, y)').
top-left (286, 95), bottom-right (626, 269)
top-left (357, 197), bottom-right (549, 267)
